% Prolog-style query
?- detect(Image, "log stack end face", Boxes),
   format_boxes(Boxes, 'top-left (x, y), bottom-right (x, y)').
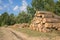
top-left (30, 11), bottom-right (60, 32)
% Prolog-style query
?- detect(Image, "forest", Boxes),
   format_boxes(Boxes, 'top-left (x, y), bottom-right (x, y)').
top-left (0, 0), bottom-right (60, 26)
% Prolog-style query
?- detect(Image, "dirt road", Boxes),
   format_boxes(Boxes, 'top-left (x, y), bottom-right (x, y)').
top-left (0, 27), bottom-right (60, 40)
top-left (0, 27), bottom-right (41, 40)
top-left (0, 27), bottom-right (28, 40)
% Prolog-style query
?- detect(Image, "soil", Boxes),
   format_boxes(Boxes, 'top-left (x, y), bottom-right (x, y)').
top-left (0, 27), bottom-right (60, 40)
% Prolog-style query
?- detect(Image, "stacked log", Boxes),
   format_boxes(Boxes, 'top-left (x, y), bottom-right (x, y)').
top-left (42, 18), bottom-right (60, 23)
top-left (30, 11), bottom-right (60, 32)
top-left (45, 23), bottom-right (60, 28)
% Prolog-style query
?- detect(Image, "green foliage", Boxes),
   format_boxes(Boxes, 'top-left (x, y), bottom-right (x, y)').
top-left (0, 11), bottom-right (32, 26)
top-left (8, 13), bottom-right (16, 25)
top-left (27, 0), bottom-right (60, 17)
top-left (0, 16), bottom-right (2, 26)
top-left (32, 0), bottom-right (55, 11)
top-left (54, 0), bottom-right (60, 15)
top-left (27, 6), bottom-right (36, 17)
top-left (1, 12), bottom-right (9, 26)
top-left (0, 12), bottom-right (16, 26)
top-left (16, 11), bottom-right (32, 23)
top-left (27, 0), bottom-right (57, 19)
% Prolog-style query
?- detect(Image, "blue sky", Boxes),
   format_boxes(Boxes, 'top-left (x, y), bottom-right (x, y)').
top-left (0, 0), bottom-right (58, 15)
top-left (0, 0), bottom-right (32, 15)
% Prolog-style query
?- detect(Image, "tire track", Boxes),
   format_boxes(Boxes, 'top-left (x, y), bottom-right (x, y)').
top-left (0, 27), bottom-right (27, 40)
top-left (6, 28), bottom-right (27, 40)
top-left (10, 30), bottom-right (26, 40)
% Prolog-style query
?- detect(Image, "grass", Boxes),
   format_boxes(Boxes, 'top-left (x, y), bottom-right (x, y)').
top-left (14, 27), bottom-right (60, 38)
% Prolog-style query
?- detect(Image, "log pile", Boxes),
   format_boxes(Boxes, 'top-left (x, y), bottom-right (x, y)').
top-left (30, 11), bottom-right (60, 32)
top-left (9, 23), bottom-right (29, 29)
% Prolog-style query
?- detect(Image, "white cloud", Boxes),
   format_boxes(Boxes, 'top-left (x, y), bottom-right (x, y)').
top-left (0, 6), bottom-right (3, 10)
top-left (13, 6), bottom-right (19, 11)
top-left (9, 0), bottom-right (13, 4)
top-left (20, 0), bottom-right (28, 12)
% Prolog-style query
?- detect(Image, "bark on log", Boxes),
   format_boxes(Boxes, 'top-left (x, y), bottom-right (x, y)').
top-left (42, 18), bottom-right (60, 23)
